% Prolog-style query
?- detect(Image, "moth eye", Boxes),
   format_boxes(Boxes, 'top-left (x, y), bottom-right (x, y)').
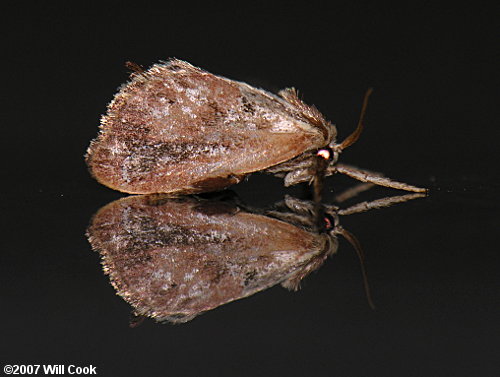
top-left (316, 147), bottom-right (333, 161)
top-left (322, 213), bottom-right (336, 232)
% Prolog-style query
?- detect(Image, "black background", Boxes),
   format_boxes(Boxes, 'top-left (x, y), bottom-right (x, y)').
top-left (2, 3), bottom-right (498, 376)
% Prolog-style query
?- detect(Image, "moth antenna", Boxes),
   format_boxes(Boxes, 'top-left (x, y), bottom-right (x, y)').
top-left (335, 226), bottom-right (376, 310)
top-left (337, 88), bottom-right (373, 151)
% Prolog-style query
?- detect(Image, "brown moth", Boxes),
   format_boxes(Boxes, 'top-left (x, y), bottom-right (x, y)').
top-left (87, 192), bottom-right (424, 323)
top-left (86, 59), bottom-right (426, 195)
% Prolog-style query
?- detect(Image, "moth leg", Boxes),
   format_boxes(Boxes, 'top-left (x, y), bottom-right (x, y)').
top-left (331, 164), bottom-right (383, 205)
top-left (265, 156), bottom-right (313, 175)
top-left (283, 195), bottom-right (316, 215)
top-left (265, 156), bottom-right (316, 185)
top-left (334, 183), bottom-right (375, 203)
top-left (265, 210), bottom-right (315, 228)
top-left (267, 195), bottom-right (321, 228)
top-left (333, 163), bottom-right (427, 193)
top-left (283, 167), bottom-right (315, 187)
top-left (336, 192), bottom-right (426, 216)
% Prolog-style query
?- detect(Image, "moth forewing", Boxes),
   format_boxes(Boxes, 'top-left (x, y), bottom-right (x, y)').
top-left (87, 195), bottom-right (332, 323)
top-left (86, 59), bottom-right (329, 194)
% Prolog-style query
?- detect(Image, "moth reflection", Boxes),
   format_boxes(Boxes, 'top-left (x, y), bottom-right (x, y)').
top-left (87, 193), bottom-right (423, 323)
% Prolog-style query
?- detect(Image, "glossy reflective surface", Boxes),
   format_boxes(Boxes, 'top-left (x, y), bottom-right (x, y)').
top-left (87, 193), bottom-right (424, 323)
top-left (3, 179), bottom-right (497, 375)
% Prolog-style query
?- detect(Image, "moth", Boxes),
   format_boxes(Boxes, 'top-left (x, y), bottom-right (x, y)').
top-left (87, 192), bottom-right (424, 323)
top-left (86, 59), bottom-right (426, 195)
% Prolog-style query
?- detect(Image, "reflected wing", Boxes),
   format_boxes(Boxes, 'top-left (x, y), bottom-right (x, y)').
top-left (87, 195), bottom-right (328, 323)
top-left (86, 60), bottom-right (328, 194)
